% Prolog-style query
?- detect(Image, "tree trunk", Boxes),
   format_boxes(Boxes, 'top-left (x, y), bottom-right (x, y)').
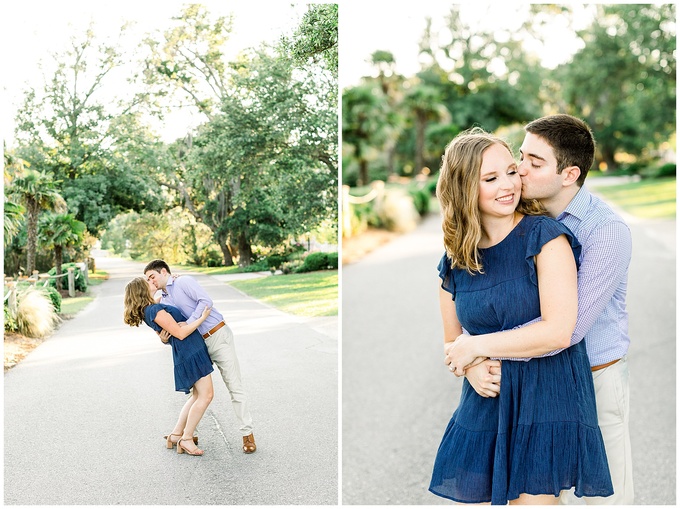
top-left (238, 232), bottom-right (253, 267)
top-left (415, 115), bottom-right (426, 173)
top-left (386, 140), bottom-right (396, 177)
top-left (359, 158), bottom-right (369, 187)
top-left (54, 246), bottom-right (63, 291)
top-left (600, 145), bottom-right (618, 172)
top-left (25, 200), bottom-right (39, 275)
top-left (217, 235), bottom-right (235, 267)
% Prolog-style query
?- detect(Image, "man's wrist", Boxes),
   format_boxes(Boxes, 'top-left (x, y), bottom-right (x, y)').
top-left (469, 335), bottom-right (486, 359)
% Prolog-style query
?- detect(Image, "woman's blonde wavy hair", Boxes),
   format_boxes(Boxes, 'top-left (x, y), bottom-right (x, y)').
top-left (436, 127), bottom-right (546, 274)
top-left (123, 277), bottom-right (155, 327)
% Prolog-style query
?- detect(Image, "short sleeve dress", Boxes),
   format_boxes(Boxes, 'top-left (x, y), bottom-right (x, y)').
top-left (429, 215), bottom-right (613, 504)
top-left (144, 303), bottom-right (214, 394)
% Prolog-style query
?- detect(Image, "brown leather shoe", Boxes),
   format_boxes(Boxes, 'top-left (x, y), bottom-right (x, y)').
top-left (242, 433), bottom-right (256, 454)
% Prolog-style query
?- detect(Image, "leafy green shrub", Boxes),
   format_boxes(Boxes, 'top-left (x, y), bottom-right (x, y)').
top-left (242, 260), bottom-right (272, 273)
top-left (639, 162), bottom-right (676, 179)
top-left (281, 260), bottom-right (304, 274)
top-left (617, 162), bottom-right (646, 176)
top-left (349, 202), bottom-right (383, 236)
top-left (297, 252), bottom-right (330, 273)
top-left (326, 252), bottom-right (338, 269)
top-left (4, 304), bottom-right (17, 332)
top-left (654, 163), bottom-right (676, 178)
top-left (40, 285), bottom-right (62, 313)
top-left (264, 254), bottom-right (287, 270)
top-left (409, 188), bottom-right (431, 217)
top-left (205, 249), bottom-right (223, 267)
top-left (47, 263), bottom-right (88, 292)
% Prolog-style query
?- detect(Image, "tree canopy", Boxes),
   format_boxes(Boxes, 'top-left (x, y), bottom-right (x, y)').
top-left (5, 3), bottom-right (338, 274)
top-left (342, 3), bottom-right (676, 184)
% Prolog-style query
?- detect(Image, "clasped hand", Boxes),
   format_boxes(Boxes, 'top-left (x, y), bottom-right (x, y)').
top-left (159, 329), bottom-right (171, 343)
top-left (445, 334), bottom-right (502, 398)
top-left (444, 334), bottom-right (479, 375)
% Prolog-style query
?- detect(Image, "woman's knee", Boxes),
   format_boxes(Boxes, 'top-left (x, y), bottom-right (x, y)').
top-left (203, 387), bottom-right (214, 403)
top-left (195, 376), bottom-right (214, 403)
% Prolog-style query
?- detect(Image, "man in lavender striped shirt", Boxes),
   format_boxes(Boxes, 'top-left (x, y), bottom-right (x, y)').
top-left (451, 115), bottom-right (633, 503)
top-left (144, 259), bottom-right (256, 454)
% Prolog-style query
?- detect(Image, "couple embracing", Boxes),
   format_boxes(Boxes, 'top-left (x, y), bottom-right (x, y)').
top-left (430, 115), bottom-right (633, 504)
top-left (123, 259), bottom-right (256, 456)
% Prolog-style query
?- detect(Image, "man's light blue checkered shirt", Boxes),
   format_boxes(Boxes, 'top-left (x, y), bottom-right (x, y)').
top-left (160, 275), bottom-right (225, 336)
top-left (494, 185), bottom-right (632, 366)
top-left (557, 185), bottom-right (632, 366)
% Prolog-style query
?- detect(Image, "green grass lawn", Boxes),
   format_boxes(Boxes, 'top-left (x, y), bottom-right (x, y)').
top-left (59, 269), bottom-right (108, 315)
top-left (87, 269), bottom-right (108, 285)
top-left (60, 295), bottom-right (95, 315)
top-left (175, 264), bottom-right (245, 275)
top-left (593, 177), bottom-right (676, 220)
top-left (229, 270), bottom-right (338, 317)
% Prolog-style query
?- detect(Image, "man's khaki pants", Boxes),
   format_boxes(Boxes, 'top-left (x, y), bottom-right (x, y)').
top-left (560, 355), bottom-right (634, 504)
top-left (204, 324), bottom-right (254, 436)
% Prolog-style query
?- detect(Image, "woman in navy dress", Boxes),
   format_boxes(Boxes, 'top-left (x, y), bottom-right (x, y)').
top-left (124, 277), bottom-right (214, 456)
top-left (429, 128), bottom-right (612, 504)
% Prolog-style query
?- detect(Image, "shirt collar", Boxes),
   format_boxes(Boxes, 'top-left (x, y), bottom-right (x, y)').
top-left (161, 276), bottom-right (176, 298)
top-left (556, 185), bottom-right (591, 222)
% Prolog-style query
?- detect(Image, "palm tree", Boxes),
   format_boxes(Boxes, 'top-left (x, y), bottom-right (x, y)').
top-left (3, 198), bottom-right (25, 245)
top-left (403, 84), bottom-right (450, 174)
top-left (370, 51), bottom-right (407, 178)
top-left (8, 170), bottom-right (66, 274)
top-left (342, 84), bottom-right (390, 186)
top-left (38, 213), bottom-right (86, 291)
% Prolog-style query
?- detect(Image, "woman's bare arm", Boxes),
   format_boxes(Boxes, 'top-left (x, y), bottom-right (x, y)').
top-left (153, 306), bottom-right (211, 340)
top-left (446, 234), bottom-right (578, 373)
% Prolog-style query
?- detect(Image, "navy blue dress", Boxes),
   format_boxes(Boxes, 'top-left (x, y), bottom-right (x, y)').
top-left (143, 303), bottom-right (214, 394)
top-left (429, 215), bottom-right (613, 504)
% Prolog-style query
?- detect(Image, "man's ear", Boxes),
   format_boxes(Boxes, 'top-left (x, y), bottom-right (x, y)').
top-left (561, 165), bottom-right (581, 186)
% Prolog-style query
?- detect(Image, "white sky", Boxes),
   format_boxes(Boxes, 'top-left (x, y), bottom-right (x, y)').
top-left (339, 1), bottom-right (592, 89)
top-left (1, 0), bottom-right (309, 146)
top-left (2, 1), bottom-right (594, 146)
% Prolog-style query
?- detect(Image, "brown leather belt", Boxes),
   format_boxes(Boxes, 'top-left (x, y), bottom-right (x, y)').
top-left (591, 358), bottom-right (621, 372)
top-left (202, 321), bottom-right (225, 339)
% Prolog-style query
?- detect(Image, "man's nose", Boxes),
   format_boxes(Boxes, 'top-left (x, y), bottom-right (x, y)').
top-left (517, 159), bottom-right (529, 176)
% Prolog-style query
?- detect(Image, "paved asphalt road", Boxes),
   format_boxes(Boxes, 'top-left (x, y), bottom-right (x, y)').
top-left (4, 255), bottom-right (338, 505)
top-left (342, 199), bottom-right (675, 504)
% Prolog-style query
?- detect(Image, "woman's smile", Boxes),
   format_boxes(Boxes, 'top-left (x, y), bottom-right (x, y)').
top-left (495, 194), bottom-right (515, 204)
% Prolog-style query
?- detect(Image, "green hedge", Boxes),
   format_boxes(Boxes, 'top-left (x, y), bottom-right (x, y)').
top-left (296, 252), bottom-right (338, 273)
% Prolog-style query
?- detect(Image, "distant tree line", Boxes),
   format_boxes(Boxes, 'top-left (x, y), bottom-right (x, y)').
top-left (342, 4), bottom-right (675, 186)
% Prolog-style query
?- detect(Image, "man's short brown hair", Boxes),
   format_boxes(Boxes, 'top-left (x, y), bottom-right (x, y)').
top-left (525, 114), bottom-right (595, 186)
top-left (143, 259), bottom-right (171, 275)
